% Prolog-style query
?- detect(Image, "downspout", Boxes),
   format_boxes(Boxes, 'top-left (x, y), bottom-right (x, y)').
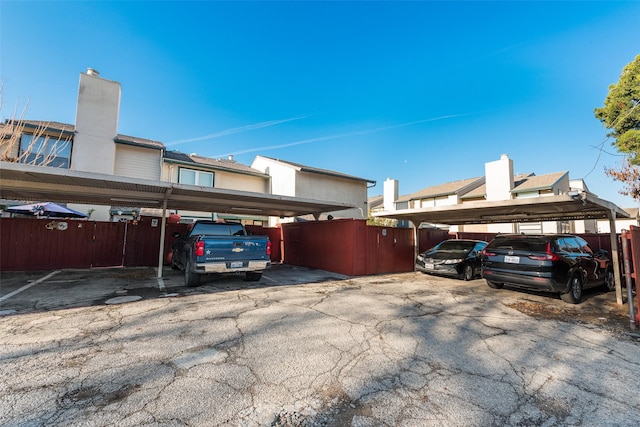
top-left (157, 188), bottom-right (172, 279)
top-left (608, 209), bottom-right (624, 305)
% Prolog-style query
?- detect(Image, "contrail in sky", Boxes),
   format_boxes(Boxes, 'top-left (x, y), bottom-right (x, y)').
top-left (166, 115), bottom-right (308, 147)
top-left (217, 113), bottom-right (476, 157)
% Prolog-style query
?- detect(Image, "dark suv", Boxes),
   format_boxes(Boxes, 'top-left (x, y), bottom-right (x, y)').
top-left (481, 234), bottom-right (614, 304)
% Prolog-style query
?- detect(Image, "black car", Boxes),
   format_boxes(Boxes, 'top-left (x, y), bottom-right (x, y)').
top-left (416, 239), bottom-right (488, 281)
top-left (481, 234), bottom-right (614, 304)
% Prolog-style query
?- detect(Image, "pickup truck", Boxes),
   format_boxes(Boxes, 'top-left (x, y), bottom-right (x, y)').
top-left (171, 221), bottom-right (271, 286)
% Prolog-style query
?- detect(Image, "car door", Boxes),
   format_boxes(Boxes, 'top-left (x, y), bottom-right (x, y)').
top-left (471, 241), bottom-right (488, 271)
top-left (565, 236), bottom-right (600, 286)
top-left (573, 236), bottom-right (603, 287)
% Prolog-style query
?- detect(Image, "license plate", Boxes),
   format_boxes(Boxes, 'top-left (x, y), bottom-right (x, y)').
top-left (230, 261), bottom-right (243, 268)
top-left (504, 255), bottom-right (520, 264)
top-left (425, 263), bottom-right (434, 270)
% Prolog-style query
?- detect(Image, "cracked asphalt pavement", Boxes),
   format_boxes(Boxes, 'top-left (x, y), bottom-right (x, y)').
top-left (1, 266), bottom-right (639, 426)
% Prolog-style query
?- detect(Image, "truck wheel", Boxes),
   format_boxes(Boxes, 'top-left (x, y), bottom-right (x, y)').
top-left (185, 259), bottom-right (201, 287)
top-left (245, 272), bottom-right (262, 282)
top-left (170, 251), bottom-right (179, 270)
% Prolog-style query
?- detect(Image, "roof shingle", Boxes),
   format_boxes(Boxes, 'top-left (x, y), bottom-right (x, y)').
top-left (164, 151), bottom-right (268, 177)
top-left (397, 177), bottom-right (485, 202)
top-left (115, 134), bottom-right (164, 150)
top-left (257, 156), bottom-right (375, 183)
top-left (512, 171), bottom-right (568, 193)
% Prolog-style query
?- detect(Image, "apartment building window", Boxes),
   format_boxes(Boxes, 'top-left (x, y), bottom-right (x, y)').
top-left (179, 168), bottom-right (214, 187)
top-left (19, 134), bottom-right (72, 168)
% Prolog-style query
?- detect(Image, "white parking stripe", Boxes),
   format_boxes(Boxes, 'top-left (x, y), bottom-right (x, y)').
top-left (0, 270), bottom-right (61, 303)
top-left (154, 268), bottom-right (166, 290)
top-left (261, 274), bottom-right (277, 283)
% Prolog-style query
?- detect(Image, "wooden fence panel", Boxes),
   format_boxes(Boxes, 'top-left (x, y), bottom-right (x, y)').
top-left (0, 218), bottom-right (119, 270)
top-left (282, 220), bottom-right (414, 276)
top-left (90, 221), bottom-right (126, 268)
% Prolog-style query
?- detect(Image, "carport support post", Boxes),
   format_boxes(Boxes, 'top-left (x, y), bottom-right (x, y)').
top-left (157, 198), bottom-right (169, 279)
top-left (608, 209), bottom-right (623, 305)
top-left (410, 219), bottom-right (420, 271)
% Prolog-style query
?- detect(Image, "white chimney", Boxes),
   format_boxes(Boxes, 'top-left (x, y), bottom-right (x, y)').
top-left (383, 178), bottom-right (399, 211)
top-left (73, 69), bottom-right (121, 174)
top-left (228, 155), bottom-right (234, 161)
top-left (485, 154), bottom-right (514, 201)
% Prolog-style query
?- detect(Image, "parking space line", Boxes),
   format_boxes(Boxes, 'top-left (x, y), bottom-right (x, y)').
top-left (0, 270), bottom-right (61, 303)
top-left (261, 274), bottom-right (277, 283)
top-left (154, 268), bottom-right (166, 290)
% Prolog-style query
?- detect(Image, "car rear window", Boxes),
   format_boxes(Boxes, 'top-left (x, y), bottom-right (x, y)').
top-left (437, 240), bottom-right (476, 252)
top-left (487, 236), bottom-right (548, 252)
top-left (190, 223), bottom-right (246, 236)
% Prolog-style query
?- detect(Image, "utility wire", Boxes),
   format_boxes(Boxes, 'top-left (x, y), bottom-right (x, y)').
top-left (585, 102), bottom-right (640, 178)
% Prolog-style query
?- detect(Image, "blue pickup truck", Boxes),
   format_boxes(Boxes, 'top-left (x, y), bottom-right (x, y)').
top-left (171, 221), bottom-right (271, 286)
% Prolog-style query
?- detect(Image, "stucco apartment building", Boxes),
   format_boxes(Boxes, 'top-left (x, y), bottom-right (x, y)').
top-left (0, 69), bottom-right (373, 223)
top-left (377, 154), bottom-right (636, 234)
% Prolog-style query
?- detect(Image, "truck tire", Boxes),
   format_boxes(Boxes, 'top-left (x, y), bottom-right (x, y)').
top-left (170, 250), bottom-right (179, 270)
top-left (245, 272), bottom-right (262, 282)
top-left (185, 259), bottom-right (201, 287)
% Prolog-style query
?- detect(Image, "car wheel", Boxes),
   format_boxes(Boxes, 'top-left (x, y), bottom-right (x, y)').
top-left (561, 274), bottom-right (582, 304)
top-left (461, 264), bottom-right (474, 281)
top-left (603, 268), bottom-right (615, 292)
top-left (184, 259), bottom-right (201, 287)
top-left (486, 280), bottom-right (503, 289)
top-left (245, 272), bottom-right (262, 282)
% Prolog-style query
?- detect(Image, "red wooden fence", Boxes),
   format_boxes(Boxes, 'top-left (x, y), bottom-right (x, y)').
top-left (0, 218), bottom-right (126, 271)
top-left (281, 219), bottom-right (414, 276)
top-left (0, 217), bottom-right (282, 271)
top-left (1, 216), bottom-right (630, 284)
top-left (621, 226), bottom-right (640, 326)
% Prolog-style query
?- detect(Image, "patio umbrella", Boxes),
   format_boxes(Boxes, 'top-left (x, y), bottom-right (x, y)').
top-left (6, 202), bottom-right (88, 218)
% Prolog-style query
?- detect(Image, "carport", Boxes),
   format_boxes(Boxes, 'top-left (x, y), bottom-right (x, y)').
top-left (0, 161), bottom-right (356, 277)
top-left (372, 193), bottom-right (630, 304)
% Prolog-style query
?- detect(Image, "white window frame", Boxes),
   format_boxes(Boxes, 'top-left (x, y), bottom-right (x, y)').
top-left (19, 133), bottom-right (72, 168)
top-left (178, 167), bottom-right (214, 187)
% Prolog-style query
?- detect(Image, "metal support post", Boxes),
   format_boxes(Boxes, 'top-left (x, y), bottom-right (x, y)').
top-left (157, 190), bottom-right (171, 279)
top-left (608, 210), bottom-right (624, 305)
top-left (621, 231), bottom-right (636, 329)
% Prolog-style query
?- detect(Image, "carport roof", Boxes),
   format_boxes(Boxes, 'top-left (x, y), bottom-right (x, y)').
top-left (372, 193), bottom-right (630, 225)
top-left (0, 161), bottom-right (356, 217)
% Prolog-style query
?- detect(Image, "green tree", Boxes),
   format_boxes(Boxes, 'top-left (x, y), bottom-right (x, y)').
top-left (594, 54), bottom-right (640, 200)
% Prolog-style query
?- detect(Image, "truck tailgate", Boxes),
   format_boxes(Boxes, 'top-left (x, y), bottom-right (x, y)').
top-left (198, 236), bottom-right (270, 263)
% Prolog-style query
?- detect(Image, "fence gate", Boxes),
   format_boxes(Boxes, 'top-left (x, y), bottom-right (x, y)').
top-left (0, 218), bottom-right (125, 271)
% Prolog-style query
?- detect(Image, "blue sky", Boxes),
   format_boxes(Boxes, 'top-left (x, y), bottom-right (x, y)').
top-left (2, 1), bottom-right (640, 208)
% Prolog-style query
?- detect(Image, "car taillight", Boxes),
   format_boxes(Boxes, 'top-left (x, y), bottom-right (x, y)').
top-left (528, 242), bottom-right (560, 261)
top-left (481, 250), bottom-right (497, 257)
top-left (266, 240), bottom-right (272, 256)
top-left (195, 241), bottom-right (205, 257)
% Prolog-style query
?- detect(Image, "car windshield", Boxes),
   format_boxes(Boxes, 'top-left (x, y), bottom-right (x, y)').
top-left (488, 237), bottom-right (548, 252)
top-left (435, 240), bottom-right (476, 252)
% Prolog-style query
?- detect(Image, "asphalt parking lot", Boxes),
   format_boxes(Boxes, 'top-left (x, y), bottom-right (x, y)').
top-left (1, 265), bottom-right (639, 426)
